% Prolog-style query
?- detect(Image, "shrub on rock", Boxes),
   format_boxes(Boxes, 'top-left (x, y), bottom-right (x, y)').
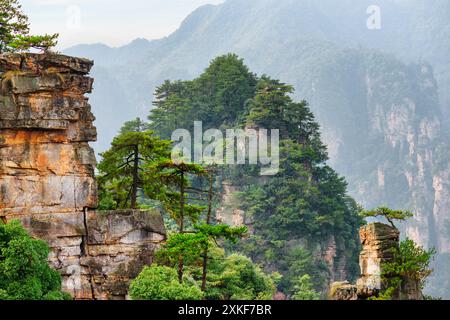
top-left (129, 265), bottom-right (203, 300)
top-left (0, 220), bottom-right (71, 300)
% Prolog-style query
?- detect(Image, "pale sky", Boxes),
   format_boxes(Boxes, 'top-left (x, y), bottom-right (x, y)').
top-left (21, 0), bottom-right (224, 49)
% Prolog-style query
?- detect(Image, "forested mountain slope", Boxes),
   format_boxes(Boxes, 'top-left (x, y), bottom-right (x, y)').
top-left (65, 0), bottom-right (450, 297)
top-left (147, 54), bottom-right (363, 296)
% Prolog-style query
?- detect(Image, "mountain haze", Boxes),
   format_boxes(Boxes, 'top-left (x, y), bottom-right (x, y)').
top-left (65, 0), bottom-right (450, 297)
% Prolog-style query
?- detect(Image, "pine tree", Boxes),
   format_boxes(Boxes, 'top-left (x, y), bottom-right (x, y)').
top-left (0, 0), bottom-right (58, 53)
top-left (97, 118), bottom-right (170, 209)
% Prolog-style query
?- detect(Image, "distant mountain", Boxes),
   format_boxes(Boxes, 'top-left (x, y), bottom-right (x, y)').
top-left (65, 0), bottom-right (450, 298)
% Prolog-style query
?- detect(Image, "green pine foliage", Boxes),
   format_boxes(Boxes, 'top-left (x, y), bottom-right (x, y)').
top-left (0, 220), bottom-right (71, 300)
top-left (193, 248), bottom-right (276, 300)
top-left (0, 0), bottom-right (58, 53)
top-left (149, 54), bottom-right (258, 137)
top-left (148, 54), bottom-right (363, 295)
top-left (97, 118), bottom-right (171, 210)
top-left (292, 275), bottom-right (321, 300)
top-left (372, 238), bottom-right (435, 300)
top-left (361, 207), bottom-right (414, 229)
top-left (129, 265), bottom-right (203, 300)
top-left (148, 159), bottom-right (208, 229)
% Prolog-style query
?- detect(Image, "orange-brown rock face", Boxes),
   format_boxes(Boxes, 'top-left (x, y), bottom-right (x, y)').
top-left (329, 223), bottom-right (423, 300)
top-left (356, 223), bottom-right (400, 298)
top-left (0, 53), bottom-right (166, 300)
top-left (0, 53), bottom-right (97, 216)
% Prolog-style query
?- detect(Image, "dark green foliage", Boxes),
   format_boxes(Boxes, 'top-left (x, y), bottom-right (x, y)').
top-left (194, 223), bottom-right (248, 244)
top-left (97, 118), bottom-right (171, 209)
top-left (149, 54), bottom-right (363, 295)
top-left (129, 265), bottom-right (203, 300)
top-left (374, 238), bottom-right (435, 300)
top-left (236, 74), bottom-right (362, 294)
top-left (149, 53), bottom-right (257, 137)
top-left (148, 159), bottom-right (208, 230)
top-left (0, 0), bottom-right (58, 53)
top-left (292, 274), bottom-right (321, 300)
top-left (194, 248), bottom-right (276, 300)
top-left (0, 220), bottom-right (70, 300)
top-left (362, 207), bottom-right (414, 228)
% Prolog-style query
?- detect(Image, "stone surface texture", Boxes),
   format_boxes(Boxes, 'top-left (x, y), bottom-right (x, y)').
top-left (356, 222), bottom-right (400, 298)
top-left (0, 53), bottom-right (166, 300)
top-left (329, 222), bottom-right (423, 300)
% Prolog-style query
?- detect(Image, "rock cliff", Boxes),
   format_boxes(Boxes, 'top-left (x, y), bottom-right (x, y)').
top-left (330, 223), bottom-right (423, 300)
top-left (289, 51), bottom-right (450, 296)
top-left (218, 181), bottom-right (354, 287)
top-left (0, 53), bottom-right (166, 299)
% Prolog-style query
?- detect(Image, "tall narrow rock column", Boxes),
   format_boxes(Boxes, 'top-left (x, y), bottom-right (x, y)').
top-left (0, 53), bottom-right (166, 300)
top-left (0, 53), bottom-right (97, 298)
top-left (329, 222), bottom-right (424, 300)
top-left (0, 53), bottom-right (97, 217)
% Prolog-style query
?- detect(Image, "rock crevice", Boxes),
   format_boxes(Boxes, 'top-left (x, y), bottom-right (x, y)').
top-left (330, 222), bottom-right (423, 300)
top-left (0, 53), bottom-right (166, 300)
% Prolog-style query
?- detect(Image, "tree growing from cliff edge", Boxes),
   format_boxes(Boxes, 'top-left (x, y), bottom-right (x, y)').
top-left (361, 207), bottom-right (413, 229)
top-left (0, 0), bottom-right (58, 53)
top-left (148, 160), bottom-right (208, 282)
top-left (374, 238), bottom-right (436, 300)
top-left (0, 220), bottom-right (71, 300)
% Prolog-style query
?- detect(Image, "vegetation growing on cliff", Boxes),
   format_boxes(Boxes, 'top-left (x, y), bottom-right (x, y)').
top-left (374, 238), bottom-right (435, 300)
top-left (146, 54), bottom-right (362, 297)
top-left (99, 54), bottom-right (361, 299)
top-left (99, 116), bottom-right (257, 299)
top-left (0, 0), bottom-right (58, 53)
top-left (0, 221), bottom-right (70, 300)
top-left (361, 207), bottom-right (414, 229)
top-left (97, 118), bottom-right (170, 210)
top-left (66, 1), bottom-right (450, 298)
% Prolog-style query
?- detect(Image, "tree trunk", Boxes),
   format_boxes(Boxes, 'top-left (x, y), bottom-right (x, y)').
top-left (130, 145), bottom-right (139, 209)
top-left (178, 171), bottom-right (185, 283)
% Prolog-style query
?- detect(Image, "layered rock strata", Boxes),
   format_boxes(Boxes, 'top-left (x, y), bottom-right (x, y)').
top-left (329, 222), bottom-right (423, 300)
top-left (0, 53), bottom-right (166, 299)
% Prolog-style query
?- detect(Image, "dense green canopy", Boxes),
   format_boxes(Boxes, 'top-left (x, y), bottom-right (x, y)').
top-left (0, 221), bottom-right (70, 300)
top-left (148, 54), bottom-right (363, 295)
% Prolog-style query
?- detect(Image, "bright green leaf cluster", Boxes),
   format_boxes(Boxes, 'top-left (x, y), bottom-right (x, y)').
top-left (200, 248), bottom-right (276, 300)
top-left (292, 274), bottom-right (320, 300)
top-left (129, 265), bottom-right (203, 300)
top-left (0, 220), bottom-right (71, 300)
top-left (361, 207), bottom-right (414, 228)
top-left (373, 238), bottom-right (435, 300)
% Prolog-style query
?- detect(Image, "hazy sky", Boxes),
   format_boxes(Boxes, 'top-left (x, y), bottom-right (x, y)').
top-left (21, 0), bottom-right (224, 49)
